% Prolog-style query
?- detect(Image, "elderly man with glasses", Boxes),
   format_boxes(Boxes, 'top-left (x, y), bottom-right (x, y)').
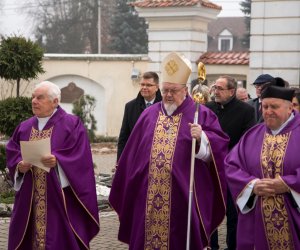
top-left (206, 75), bottom-right (255, 250)
top-left (110, 52), bottom-right (229, 250)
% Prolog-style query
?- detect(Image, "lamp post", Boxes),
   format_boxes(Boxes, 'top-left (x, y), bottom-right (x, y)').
top-left (98, 0), bottom-right (101, 54)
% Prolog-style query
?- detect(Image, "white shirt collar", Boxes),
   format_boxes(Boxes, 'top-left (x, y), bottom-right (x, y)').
top-left (271, 113), bottom-right (295, 135)
top-left (145, 98), bottom-right (155, 105)
top-left (37, 108), bottom-right (57, 131)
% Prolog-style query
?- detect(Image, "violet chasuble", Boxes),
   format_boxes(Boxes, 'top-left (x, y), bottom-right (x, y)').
top-left (225, 114), bottom-right (300, 250)
top-left (6, 106), bottom-right (100, 250)
top-left (109, 96), bottom-right (229, 250)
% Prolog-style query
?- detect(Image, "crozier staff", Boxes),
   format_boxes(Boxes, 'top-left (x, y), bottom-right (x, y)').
top-left (109, 52), bottom-right (229, 249)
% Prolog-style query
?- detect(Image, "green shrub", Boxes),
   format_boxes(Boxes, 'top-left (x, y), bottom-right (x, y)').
top-left (94, 135), bottom-right (118, 143)
top-left (0, 97), bottom-right (33, 137)
top-left (0, 144), bottom-right (13, 189)
top-left (0, 145), bottom-right (5, 170)
top-left (0, 35), bottom-right (45, 97)
top-left (0, 190), bottom-right (15, 204)
top-left (72, 94), bottom-right (97, 142)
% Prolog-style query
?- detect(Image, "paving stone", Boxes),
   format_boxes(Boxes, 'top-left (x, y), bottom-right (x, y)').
top-left (0, 147), bottom-right (227, 249)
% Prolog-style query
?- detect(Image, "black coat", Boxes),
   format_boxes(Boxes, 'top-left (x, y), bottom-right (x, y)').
top-left (247, 97), bottom-right (264, 123)
top-left (206, 97), bottom-right (256, 149)
top-left (117, 90), bottom-right (162, 160)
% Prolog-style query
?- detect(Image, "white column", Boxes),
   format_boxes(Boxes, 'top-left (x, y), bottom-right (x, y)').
top-left (249, 0), bottom-right (300, 89)
top-left (135, 6), bottom-right (220, 82)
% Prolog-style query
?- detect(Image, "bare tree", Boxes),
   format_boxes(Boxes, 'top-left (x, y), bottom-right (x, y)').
top-left (240, 0), bottom-right (251, 48)
top-left (28, 0), bottom-right (100, 53)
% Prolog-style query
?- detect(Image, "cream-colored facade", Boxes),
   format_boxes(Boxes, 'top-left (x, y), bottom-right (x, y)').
top-left (0, 55), bottom-right (248, 136)
top-left (0, 54), bottom-right (149, 136)
top-left (1, 0), bottom-right (298, 136)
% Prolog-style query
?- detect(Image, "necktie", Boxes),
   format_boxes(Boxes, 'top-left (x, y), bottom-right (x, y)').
top-left (146, 102), bottom-right (151, 108)
top-left (258, 102), bottom-right (262, 118)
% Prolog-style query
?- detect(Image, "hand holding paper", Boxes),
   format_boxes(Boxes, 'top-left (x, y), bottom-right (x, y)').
top-left (41, 155), bottom-right (57, 169)
top-left (17, 161), bottom-right (32, 174)
top-left (20, 138), bottom-right (52, 172)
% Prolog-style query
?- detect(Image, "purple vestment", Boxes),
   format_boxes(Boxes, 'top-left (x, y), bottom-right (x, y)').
top-left (109, 96), bottom-right (229, 249)
top-left (6, 106), bottom-right (100, 250)
top-left (225, 113), bottom-right (300, 250)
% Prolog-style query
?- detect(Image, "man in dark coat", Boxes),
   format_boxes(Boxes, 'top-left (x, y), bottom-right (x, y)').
top-left (206, 75), bottom-right (256, 249)
top-left (117, 71), bottom-right (162, 160)
top-left (247, 74), bottom-right (274, 123)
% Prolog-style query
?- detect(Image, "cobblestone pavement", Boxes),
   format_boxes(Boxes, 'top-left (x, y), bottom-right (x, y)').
top-left (0, 212), bottom-right (226, 249)
top-left (0, 149), bottom-right (227, 249)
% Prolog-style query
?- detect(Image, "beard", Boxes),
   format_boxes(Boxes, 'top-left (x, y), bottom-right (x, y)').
top-left (164, 102), bottom-right (178, 116)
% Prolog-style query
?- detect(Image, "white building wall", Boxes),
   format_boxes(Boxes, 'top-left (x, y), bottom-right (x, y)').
top-left (0, 55), bottom-right (149, 137)
top-left (249, 0), bottom-right (300, 94)
top-left (136, 6), bottom-right (220, 81)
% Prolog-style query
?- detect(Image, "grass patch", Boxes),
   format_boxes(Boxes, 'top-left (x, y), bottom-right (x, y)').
top-left (94, 135), bottom-right (118, 143)
top-left (0, 190), bottom-right (15, 204)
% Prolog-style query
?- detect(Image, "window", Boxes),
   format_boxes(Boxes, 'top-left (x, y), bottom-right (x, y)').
top-left (218, 29), bottom-right (233, 52)
top-left (221, 39), bottom-right (230, 51)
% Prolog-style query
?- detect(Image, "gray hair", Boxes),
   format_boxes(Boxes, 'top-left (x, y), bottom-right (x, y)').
top-left (34, 81), bottom-right (61, 103)
top-left (219, 75), bottom-right (237, 90)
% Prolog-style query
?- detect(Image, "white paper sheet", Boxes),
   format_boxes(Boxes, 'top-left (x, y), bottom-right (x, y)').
top-left (20, 138), bottom-right (51, 172)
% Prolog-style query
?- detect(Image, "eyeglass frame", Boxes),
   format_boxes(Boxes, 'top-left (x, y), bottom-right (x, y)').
top-left (140, 83), bottom-right (158, 88)
top-left (253, 82), bottom-right (272, 89)
top-left (161, 85), bottom-right (186, 95)
top-left (211, 85), bottom-right (234, 92)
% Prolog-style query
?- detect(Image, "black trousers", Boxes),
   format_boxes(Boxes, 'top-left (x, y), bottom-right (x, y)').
top-left (210, 189), bottom-right (237, 250)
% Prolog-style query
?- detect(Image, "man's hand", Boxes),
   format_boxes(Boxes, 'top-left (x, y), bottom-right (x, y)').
top-left (41, 155), bottom-right (57, 168)
top-left (189, 123), bottom-right (202, 143)
top-left (17, 161), bottom-right (32, 174)
top-left (253, 177), bottom-right (289, 197)
top-left (272, 177), bottom-right (290, 194)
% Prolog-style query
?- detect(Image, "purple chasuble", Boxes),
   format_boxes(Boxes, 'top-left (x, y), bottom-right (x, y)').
top-left (225, 113), bottom-right (300, 250)
top-left (109, 96), bottom-right (229, 250)
top-left (6, 106), bottom-right (100, 250)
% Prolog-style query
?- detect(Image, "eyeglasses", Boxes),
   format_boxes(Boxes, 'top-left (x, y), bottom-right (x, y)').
top-left (161, 86), bottom-right (186, 95)
top-left (140, 83), bottom-right (157, 88)
top-left (254, 82), bottom-right (272, 89)
top-left (211, 86), bottom-right (232, 91)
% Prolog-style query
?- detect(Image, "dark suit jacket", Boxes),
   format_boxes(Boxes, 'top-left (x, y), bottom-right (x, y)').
top-left (247, 98), bottom-right (264, 123)
top-left (117, 90), bottom-right (162, 160)
top-left (206, 97), bottom-right (256, 149)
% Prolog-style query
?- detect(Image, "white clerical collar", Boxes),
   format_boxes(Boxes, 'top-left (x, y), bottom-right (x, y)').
top-left (37, 108), bottom-right (57, 131)
top-left (271, 113), bottom-right (295, 135)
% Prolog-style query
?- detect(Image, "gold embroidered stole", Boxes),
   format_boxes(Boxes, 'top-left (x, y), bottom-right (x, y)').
top-left (144, 112), bottom-right (182, 250)
top-left (30, 127), bottom-right (53, 249)
top-left (261, 133), bottom-right (294, 249)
